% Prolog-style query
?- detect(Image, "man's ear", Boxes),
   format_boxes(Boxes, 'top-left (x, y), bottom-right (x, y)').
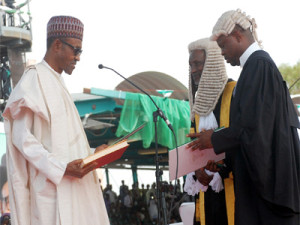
top-left (52, 39), bottom-right (62, 52)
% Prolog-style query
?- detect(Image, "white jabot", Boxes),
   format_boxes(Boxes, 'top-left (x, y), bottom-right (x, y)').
top-left (198, 111), bottom-right (218, 132)
top-left (239, 42), bottom-right (261, 68)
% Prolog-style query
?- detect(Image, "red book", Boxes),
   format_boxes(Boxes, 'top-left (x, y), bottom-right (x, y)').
top-left (81, 123), bottom-right (146, 168)
top-left (81, 140), bottom-right (129, 168)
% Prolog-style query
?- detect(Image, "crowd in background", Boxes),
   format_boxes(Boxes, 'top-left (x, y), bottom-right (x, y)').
top-left (102, 179), bottom-right (192, 225)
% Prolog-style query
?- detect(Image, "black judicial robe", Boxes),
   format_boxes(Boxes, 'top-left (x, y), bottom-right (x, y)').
top-left (192, 80), bottom-right (235, 225)
top-left (211, 50), bottom-right (300, 225)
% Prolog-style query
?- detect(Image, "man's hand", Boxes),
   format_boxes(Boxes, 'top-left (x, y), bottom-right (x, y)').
top-left (195, 168), bottom-right (213, 186)
top-left (95, 144), bottom-right (108, 153)
top-left (64, 159), bottom-right (97, 179)
top-left (186, 129), bottom-right (214, 151)
top-left (205, 160), bottom-right (220, 172)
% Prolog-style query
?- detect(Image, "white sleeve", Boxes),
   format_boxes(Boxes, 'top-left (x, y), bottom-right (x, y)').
top-left (206, 170), bottom-right (224, 193)
top-left (183, 172), bottom-right (206, 195)
top-left (11, 108), bottom-right (67, 185)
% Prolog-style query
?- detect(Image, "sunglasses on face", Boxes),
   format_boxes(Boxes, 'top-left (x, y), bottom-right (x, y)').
top-left (60, 39), bottom-right (83, 56)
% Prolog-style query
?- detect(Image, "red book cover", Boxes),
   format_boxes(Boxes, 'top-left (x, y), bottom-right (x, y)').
top-left (81, 140), bottom-right (129, 168)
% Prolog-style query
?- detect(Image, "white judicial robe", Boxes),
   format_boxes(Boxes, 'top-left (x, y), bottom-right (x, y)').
top-left (3, 61), bottom-right (110, 225)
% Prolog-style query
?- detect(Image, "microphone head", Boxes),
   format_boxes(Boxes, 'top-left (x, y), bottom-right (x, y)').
top-left (98, 64), bottom-right (104, 69)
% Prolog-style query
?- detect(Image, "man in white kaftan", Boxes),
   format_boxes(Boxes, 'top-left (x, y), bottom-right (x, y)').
top-left (3, 16), bottom-right (110, 225)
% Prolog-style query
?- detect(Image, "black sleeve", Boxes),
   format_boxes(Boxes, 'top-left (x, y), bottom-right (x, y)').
top-left (211, 126), bottom-right (241, 154)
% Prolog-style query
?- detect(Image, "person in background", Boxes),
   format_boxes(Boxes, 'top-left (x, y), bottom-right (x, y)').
top-left (189, 9), bottom-right (300, 225)
top-left (148, 192), bottom-right (158, 224)
top-left (3, 15), bottom-right (109, 225)
top-left (185, 38), bottom-right (236, 225)
top-left (106, 184), bottom-right (118, 205)
top-left (119, 180), bottom-right (128, 205)
top-left (123, 188), bottom-right (133, 223)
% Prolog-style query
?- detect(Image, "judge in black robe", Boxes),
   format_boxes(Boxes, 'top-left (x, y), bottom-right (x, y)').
top-left (189, 10), bottom-right (300, 225)
top-left (212, 49), bottom-right (300, 225)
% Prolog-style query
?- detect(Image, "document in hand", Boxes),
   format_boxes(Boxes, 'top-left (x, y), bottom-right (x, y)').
top-left (81, 140), bottom-right (129, 168)
top-left (169, 142), bottom-right (225, 181)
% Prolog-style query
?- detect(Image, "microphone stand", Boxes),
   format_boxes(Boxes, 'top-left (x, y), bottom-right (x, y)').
top-left (153, 110), bottom-right (168, 225)
top-left (98, 64), bottom-right (174, 225)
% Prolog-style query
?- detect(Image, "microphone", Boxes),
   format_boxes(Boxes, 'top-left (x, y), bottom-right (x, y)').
top-left (98, 64), bottom-right (174, 131)
top-left (98, 64), bottom-right (104, 69)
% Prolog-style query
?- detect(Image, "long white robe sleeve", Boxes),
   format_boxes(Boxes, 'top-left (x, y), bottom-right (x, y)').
top-left (11, 109), bottom-right (66, 185)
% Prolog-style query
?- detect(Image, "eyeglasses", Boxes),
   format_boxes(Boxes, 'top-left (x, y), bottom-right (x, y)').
top-left (60, 39), bottom-right (83, 56)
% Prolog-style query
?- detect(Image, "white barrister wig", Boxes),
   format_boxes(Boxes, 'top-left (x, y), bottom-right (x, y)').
top-left (188, 38), bottom-right (228, 121)
top-left (210, 9), bottom-right (262, 48)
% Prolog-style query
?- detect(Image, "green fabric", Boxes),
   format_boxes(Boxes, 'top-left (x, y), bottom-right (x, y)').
top-left (116, 92), bottom-right (191, 149)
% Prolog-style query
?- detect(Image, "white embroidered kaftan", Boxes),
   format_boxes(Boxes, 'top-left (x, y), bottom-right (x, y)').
top-left (3, 61), bottom-right (109, 225)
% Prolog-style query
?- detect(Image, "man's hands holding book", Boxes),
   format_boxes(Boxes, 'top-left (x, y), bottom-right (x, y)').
top-left (64, 159), bottom-right (97, 178)
top-left (64, 144), bottom-right (108, 178)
